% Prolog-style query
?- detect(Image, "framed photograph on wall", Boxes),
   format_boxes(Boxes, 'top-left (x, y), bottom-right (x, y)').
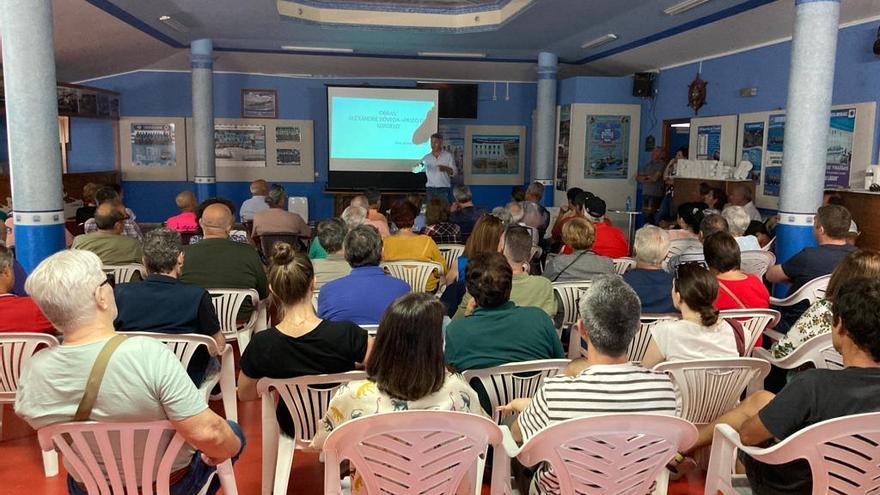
top-left (464, 125), bottom-right (526, 186)
top-left (241, 89), bottom-right (277, 119)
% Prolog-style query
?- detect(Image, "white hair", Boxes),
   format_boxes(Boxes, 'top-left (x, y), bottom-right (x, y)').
top-left (506, 202), bottom-right (524, 223)
top-left (341, 205), bottom-right (367, 229)
top-left (633, 225), bottom-right (670, 266)
top-left (350, 195), bottom-right (369, 209)
top-left (579, 275), bottom-right (641, 356)
top-left (25, 250), bottom-right (105, 332)
top-left (723, 206), bottom-right (751, 236)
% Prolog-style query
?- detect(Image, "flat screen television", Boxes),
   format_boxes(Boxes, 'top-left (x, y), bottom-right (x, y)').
top-left (416, 83), bottom-right (478, 119)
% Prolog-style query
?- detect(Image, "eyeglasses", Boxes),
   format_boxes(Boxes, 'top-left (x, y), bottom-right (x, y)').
top-left (99, 273), bottom-right (114, 289)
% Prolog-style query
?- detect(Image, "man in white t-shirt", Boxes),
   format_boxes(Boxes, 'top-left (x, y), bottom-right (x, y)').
top-left (421, 133), bottom-right (456, 202)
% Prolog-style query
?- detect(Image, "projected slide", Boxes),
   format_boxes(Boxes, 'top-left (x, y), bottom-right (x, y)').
top-left (328, 86), bottom-right (439, 173)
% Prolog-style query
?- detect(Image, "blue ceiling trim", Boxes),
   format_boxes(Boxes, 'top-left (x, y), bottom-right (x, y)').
top-left (288, 0), bottom-right (512, 15)
top-left (567, 0), bottom-right (778, 65)
top-left (213, 46), bottom-right (534, 64)
top-left (84, 0), bottom-right (187, 48)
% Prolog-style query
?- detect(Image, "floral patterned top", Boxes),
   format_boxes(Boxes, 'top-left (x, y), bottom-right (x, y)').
top-left (770, 299), bottom-right (833, 359)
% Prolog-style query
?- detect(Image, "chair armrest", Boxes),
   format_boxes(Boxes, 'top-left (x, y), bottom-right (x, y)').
top-left (498, 425), bottom-right (521, 458)
top-left (762, 329), bottom-right (785, 342)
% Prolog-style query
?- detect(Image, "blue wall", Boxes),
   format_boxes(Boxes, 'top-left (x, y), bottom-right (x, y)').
top-left (82, 72), bottom-right (537, 221)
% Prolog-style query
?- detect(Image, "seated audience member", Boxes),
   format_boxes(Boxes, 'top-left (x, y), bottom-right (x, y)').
top-left (501, 276), bottom-right (676, 493)
top-left (551, 189), bottom-right (588, 244)
top-left (311, 218), bottom-right (351, 288)
top-left (319, 225), bottom-right (410, 324)
top-left (543, 218), bottom-right (614, 282)
top-left (681, 277), bottom-right (880, 494)
top-left (72, 203), bottom-right (144, 265)
top-left (668, 202), bottom-right (707, 241)
top-left (771, 249), bottom-right (880, 359)
top-left (422, 197), bottom-right (462, 245)
top-left (11, 257), bottom-right (28, 296)
top-left (381, 200), bottom-right (445, 292)
top-left (237, 244), bottom-right (371, 437)
top-left (511, 185), bottom-right (526, 203)
top-left (705, 232), bottom-right (769, 310)
top-left (83, 186), bottom-right (143, 240)
top-left (363, 187), bottom-right (388, 224)
top-left (702, 185), bottom-right (727, 212)
top-left (113, 228), bottom-right (222, 386)
top-left (307, 204), bottom-right (366, 259)
top-left (442, 215), bottom-right (505, 314)
top-left (454, 226), bottom-right (556, 320)
top-left (407, 193), bottom-right (426, 233)
top-left (506, 201), bottom-right (540, 248)
top-left (745, 220), bottom-right (773, 249)
top-left (180, 203), bottom-right (268, 317)
top-left (0, 245), bottom-right (54, 333)
top-left (583, 196), bottom-right (628, 258)
top-left (251, 184), bottom-right (309, 238)
top-left (4, 217), bottom-right (74, 249)
top-left (641, 263), bottom-right (739, 368)
top-left (240, 179), bottom-right (269, 223)
top-left (446, 253), bottom-right (563, 374)
top-left (449, 185), bottom-right (488, 239)
top-left (728, 183), bottom-right (761, 222)
top-left (75, 182), bottom-right (99, 225)
top-left (723, 205), bottom-right (761, 251)
top-left (623, 225), bottom-right (676, 313)
top-left (165, 190), bottom-right (199, 232)
top-left (522, 181), bottom-right (551, 238)
top-left (188, 198), bottom-right (249, 245)
top-left (14, 250), bottom-right (243, 495)
top-left (824, 192), bottom-right (860, 244)
top-left (666, 212), bottom-right (728, 268)
top-left (350, 195), bottom-right (390, 238)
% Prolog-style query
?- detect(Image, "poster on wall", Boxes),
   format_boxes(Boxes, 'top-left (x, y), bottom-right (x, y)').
top-left (825, 108), bottom-right (856, 188)
top-left (741, 122), bottom-right (764, 182)
top-left (130, 123), bottom-right (176, 167)
top-left (214, 124), bottom-right (266, 168)
top-left (439, 123), bottom-right (465, 186)
top-left (556, 105), bottom-right (571, 191)
top-left (584, 115), bottom-right (629, 179)
top-left (764, 114), bottom-right (786, 197)
top-left (241, 89), bottom-right (277, 119)
top-left (697, 125), bottom-right (722, 160)
top-left (276, 148), bottom-right (301, 166)
top-left (471, 134), bottom-right (521, 175)
top-left (275, 126), bottom-right (301, 143)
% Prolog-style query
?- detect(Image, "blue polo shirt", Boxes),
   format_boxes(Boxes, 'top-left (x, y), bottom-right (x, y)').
top-left (318, 266), bottom-right (411, 325)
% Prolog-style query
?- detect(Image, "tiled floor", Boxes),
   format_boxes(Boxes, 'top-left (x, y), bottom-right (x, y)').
top-left (0, 400), bottom-right (707, 494)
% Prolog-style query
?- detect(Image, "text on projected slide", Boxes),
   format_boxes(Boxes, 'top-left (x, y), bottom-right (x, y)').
top-left (331, 97), bottom-right (436, 160)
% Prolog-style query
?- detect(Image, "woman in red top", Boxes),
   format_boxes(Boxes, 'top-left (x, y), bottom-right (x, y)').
top-left (704, 232), bottom-right (769, 310)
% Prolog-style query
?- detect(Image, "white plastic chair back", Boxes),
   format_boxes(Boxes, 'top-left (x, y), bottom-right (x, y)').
top-left (612, 257), bottom-right (636, 275)
top-left (102, 263), bottom-right (147, 284)
top-left (740, 250), bottom-right (776, 278)
top-left (627, 314), bottom-right (680, 364)
top-left (0, 333), bottom-right (59, 403)
top-left (462, 359), bottom-right (570, 424)
top-left (770, 274), bottom-right (830, 307)
top-left (719, 308), bottom-right (781, 356)
top-left (311, 290), bottom-right (319, 310)
top-left (654, 358), bottom-right (770, 425)
top-left (761, 236), bottom-right (775, 252)
top-left (380, 260), bottom-right (443, 293)
top-left (207, 288), bottom-right (260, 352)
top-left (663, 238), bottom-right (703, 271)
top-left (753, 333), bottom-right (843, 371)
top-left (362, 324), bottom-right (379, 336)
top-left (705, 412), bottom-right (880, 495)
top-left (38, 420), bottom-right (238, 495)
top-left (552, 281), bottom-right (592, 359)
top-left (257, 371), bottom-right (367, 495)
top-left (438, 244), bottom-right (465, 273)
top-left (322, 411), bottom-right (507, 495)
top-left (514, 414), bottom-right (697, 495)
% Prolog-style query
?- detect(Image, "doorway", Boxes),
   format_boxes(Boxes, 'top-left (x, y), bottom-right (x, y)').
top-left (663, 118), bottom-right (691, 160)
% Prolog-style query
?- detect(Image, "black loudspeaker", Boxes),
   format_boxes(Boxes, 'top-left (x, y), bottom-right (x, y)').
top-left (633, 72), bottom-right (655, 98)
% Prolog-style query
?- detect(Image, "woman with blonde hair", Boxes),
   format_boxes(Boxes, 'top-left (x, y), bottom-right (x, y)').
top-left (444, 214), bottom-right (504, 285)
top-left (542, 217), bottom-right (613, 282)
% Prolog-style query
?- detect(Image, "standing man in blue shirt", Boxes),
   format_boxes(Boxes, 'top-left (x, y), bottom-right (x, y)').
top-left (422, 133), bottom-right (456, 203)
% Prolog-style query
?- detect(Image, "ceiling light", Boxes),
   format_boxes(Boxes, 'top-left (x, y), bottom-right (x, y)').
top-left (417, 51), bottom-right (487, 58)
top-left (280, 46), bottom-right (354, 53)
top-left (581, 34), bottom-right (619, 50)
top-left (671, 122), bottom-right (691, 128)
top-left (663, 0), bottom-right (710, 15)
top-left (158, 15), bottom-right (189, 33)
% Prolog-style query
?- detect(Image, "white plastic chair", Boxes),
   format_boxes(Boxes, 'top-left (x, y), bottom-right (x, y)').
top-left (381, 260), bottom-right (444, 293)
top-left (552, 281), bottom-right (592, 359)
top-left (207, 288), bottom-right (262, 352)
top-left (462, 359), bottom-right (570, 424)
top-left (770, 274), bottom-right (830, 308)
top-left (438, 243), bottom-right (465, 273)
top-left (663, 239), bottom-right (703, 271)
top-left (740, 250), bottom-right (776, 278)
top-left (504, 414), bottom-right (697, 495)
top-left (38, 420), bottom-right (238, 495)
top-left (628, 314), bottom-right (680, 364)
top-left (123, 332), bottom-right (237, 422)
top-left (102, 263), bottom-right (147, 283)
top-left (0, 333), bottom-right (60, 476)
top-left (311, 290), bottom-right (319, 311)
top-left (761, 236), bottom-right (775, 252)
top-left (361, 324), bottom-right (379, 336)
top-left (323, 411), bottom-right (509, 495)
top-left (753, 333), bottom-right (843, 371)
top-left (612, 257), bottom-right (636, 275)
top-left (705, 412), bottom-right (880, 495)
top-left (719, 308), bottom-right (781, 356)
top-left (654, 358), bottom-right (771, 424)
top-left (257, 371), bottom-right (367, 495)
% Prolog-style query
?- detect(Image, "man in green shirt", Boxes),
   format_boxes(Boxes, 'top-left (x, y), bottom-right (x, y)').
top-left (180, 203), bottom-right (268, 316)
top-left (453, 225), bottom-right (556, 320)
top-left (71, 202), bottom-right (143, 265)
top-left (445, 252), bottom-right (564, 373)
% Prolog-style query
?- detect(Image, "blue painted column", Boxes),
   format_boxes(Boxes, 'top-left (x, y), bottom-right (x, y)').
top-left (0, 0), bottom-right (66, 272)
top-left (534, 52), bottom-right (558, 207)
top-left (191, 39), bottom-right (217, 201)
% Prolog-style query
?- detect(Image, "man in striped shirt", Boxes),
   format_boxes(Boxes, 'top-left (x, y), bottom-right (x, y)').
top-left (502, 275), bottom-right (677, 495)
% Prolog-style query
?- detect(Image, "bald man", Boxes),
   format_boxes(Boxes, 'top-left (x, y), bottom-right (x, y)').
top-left (240, 179), bottom-right (270, 222)
top-left (71, 202), bottom-right (144, 265)
top-left (165, 190), bottom-right (198, 232)
top-left (180, 203), bottom-right (268, 316)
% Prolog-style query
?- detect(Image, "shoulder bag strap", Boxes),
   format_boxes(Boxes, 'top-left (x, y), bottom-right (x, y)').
top-left (551, 250), bottom-right (589, 282)
top-left (73, 334), bottom-right (129, 422)
top-left (718, 280), bottom-right (747, 309)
